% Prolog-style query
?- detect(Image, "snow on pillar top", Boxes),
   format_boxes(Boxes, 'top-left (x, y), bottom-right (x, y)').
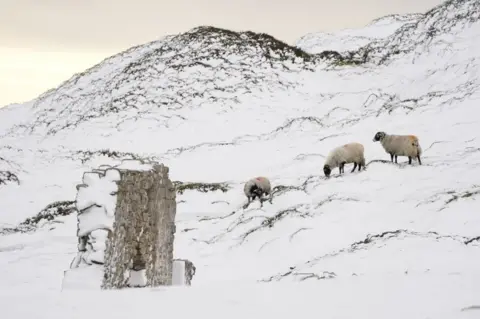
top-left (75, 159), bottom-right (160, 238)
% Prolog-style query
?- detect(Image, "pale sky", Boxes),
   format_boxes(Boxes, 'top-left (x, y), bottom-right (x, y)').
top-left (0, 0), bottom-right (445, 107)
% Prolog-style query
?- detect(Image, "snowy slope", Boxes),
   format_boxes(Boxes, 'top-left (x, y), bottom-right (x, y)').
top-left (1, 0), bottom-right (480, 317)
top-left (297, 13), bottom-right (423, 53)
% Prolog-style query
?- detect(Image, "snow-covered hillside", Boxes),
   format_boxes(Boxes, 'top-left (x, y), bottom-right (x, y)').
top-left (1, 0), bottom-right (480, 317)
top-left (297, 13), bottom-right (424, 53)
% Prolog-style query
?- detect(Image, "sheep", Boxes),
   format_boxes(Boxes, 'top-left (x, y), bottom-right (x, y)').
top-left (243, 176), bottom-right (272, 208)
top-left (372, 131), bottom-right (422, 165)
top-left (323, 142), bottom-right (366, 177)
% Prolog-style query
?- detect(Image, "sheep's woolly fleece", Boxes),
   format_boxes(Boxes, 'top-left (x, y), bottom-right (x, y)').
top-left (324, 142), bottom-right (366, 169)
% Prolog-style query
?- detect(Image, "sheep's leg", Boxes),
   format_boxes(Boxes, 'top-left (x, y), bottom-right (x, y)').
top-left (394, 155), bottom-right (398, 163)
top-left (351, 162), bottom-right (357, 173)
top-left (408, 156), bottom-right (412, 165)
top-left (243, 198), bottom-right (251, 209)
top-left (390, 153), bottom-right (394, 162)
top-left (358, 162), bottom-right (362, 171)
top-left (417, 155), bottom-right (422, 165)
top-left (261, 192), bottom-right (269, 207)
top-left (258, 194), bottom-right (264, 207)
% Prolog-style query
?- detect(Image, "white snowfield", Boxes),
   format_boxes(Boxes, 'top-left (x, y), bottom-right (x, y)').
top-left (1, 0), bottom-right (480, 318)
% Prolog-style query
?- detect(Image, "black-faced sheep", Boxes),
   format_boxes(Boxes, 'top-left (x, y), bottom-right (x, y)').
top-left (372, 131), bottom-right (422, 165)
top-left (323, 142), bottom-right (366, 177)
top-left (243, 176), bottom-right (272, 208)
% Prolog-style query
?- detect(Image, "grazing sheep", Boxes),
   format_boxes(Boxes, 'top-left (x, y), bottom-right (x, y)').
top-left (372, 131), bottom-right (422, 165)
top-left (323, 142), bottom-right (366, 177)
top-left (243, 176), bottom-right (272, 208)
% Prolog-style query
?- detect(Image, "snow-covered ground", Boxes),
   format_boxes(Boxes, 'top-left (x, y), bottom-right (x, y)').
top-left (1, 0), bottom-right (480, 317)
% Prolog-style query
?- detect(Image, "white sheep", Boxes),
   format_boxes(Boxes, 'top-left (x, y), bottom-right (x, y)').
top-left (372, 131), bottom-right (422, 165)
top-left (323, 142), bottom-right (366, 177)
top-left (243, 176), bottom-right (272, 208)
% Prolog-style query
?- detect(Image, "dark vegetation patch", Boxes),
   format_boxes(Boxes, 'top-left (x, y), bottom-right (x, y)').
top-left (0, 200), bottom-right (76, 235)
top-left (173, 181), bottom-right (231, 195)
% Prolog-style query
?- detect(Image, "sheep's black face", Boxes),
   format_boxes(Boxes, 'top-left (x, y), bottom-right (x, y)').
top-left (250, 185), bottom-right (263, 198)
top-left (373, 131), bottom-right (386, 142)
top-left (323, 165), bottom-right (331, 177)
top-left (253, 189), bottom-right (263, 197)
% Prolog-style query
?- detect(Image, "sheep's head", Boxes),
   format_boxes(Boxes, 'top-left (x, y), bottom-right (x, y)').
top-left (250, 184), bottom-right (263, 197)
top-left (323, 164), bottom-right (332, 177)
top-left (373, 131), bottom-right (386, 142)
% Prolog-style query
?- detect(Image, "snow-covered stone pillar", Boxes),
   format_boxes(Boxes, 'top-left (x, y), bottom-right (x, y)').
top-left (71, 160), bottom-right (177, 289)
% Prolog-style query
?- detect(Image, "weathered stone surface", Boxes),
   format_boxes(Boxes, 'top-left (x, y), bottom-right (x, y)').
top-left (102, 163), bottom-right (177, 289)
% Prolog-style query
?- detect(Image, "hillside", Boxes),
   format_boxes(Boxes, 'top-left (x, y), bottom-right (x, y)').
top-left (1, 0), bottom-right (480, 317)
top-left (296, 13), bottom-right (424, 53)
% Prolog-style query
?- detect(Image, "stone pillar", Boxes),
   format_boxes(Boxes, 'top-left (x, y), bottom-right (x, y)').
top-left (101, 163), bottom-right (176, 289)
top-left (64, 160), bottom-right (195, 290)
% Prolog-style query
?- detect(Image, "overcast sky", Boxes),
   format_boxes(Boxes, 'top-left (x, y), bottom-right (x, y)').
top-left (0, 0), bottom-right (445, 107)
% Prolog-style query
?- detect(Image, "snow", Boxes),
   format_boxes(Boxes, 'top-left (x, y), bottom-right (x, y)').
top-left (63, 260), bottom-right (192, 289)
top-left (172, 260), bottom-right (186, 285)
top-left (61, 266), bottom-right (104, 290)
top-left (76, 169), bottom-right (120, 236)
top-left (3, 279), bottom-right (480, 318)
top-left (296, 13), bottom-right (423, 53)
top-left (1, 0), bottom-right (480, 317)
top-left (127, 269), bottom-right (147, 287)
top-left (69, 229), bottom-right (108, 268)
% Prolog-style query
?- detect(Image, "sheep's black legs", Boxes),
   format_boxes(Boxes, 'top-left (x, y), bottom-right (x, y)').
top-left (408, 156), bottom-right (412, 165)
top-left (266, 192), bottom-right (273, 204)
top-left (339, 162), bottom-right (346, 174)
top-left (351, 162), bottom-right (358, 173)
top-left (245, 191), bottom-right (272, 209)
top-left (417, 155), bottom-right (422, 165)
top-left (394, 155), bottom-right (398, 163)
top-left (243, 198), bottom-right (251, 209)
top-left (390, 153), bottom-right (399, 163)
